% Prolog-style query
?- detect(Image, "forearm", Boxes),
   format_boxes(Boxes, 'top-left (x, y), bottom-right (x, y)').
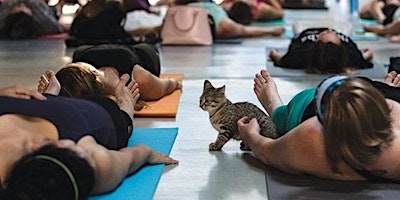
top-left (245, 131), bottom-right (274, 165)
top-left (243, 26), bottom-right (272, 37)
top-left (120, 144), bottom-right (153, 174)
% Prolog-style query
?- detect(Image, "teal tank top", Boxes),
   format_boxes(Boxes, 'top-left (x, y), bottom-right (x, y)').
top-left (189, 2), bottom-right (228, 30)
top-left (272, 88), bottom-right (316, 135)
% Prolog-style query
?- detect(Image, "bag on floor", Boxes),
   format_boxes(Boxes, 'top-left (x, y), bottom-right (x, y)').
top-left (161, 6), bottom-right (213, 46)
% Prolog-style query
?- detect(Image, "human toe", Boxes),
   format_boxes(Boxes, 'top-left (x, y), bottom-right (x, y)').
top-left (385, 71), bottom-right (397, 83)
top-left (393, 74), bottom-right (400, 87)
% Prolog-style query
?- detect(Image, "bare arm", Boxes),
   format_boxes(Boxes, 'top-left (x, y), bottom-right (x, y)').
top-left (78, 136), bottom-right (178, 195)
top-left (0, 86), bottom-right (46, 100)
top-left (364, 20), bottom-right (400, 35)
top-left (238, 117), bottom-right (324, 174)
top-left (238, 117), bottom-right (365, 180)
top-left (256, 0), bottom-right (284, 21)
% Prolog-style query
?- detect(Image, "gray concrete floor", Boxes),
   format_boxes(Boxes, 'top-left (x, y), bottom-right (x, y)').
top-left (0, 1), bottom-right (399, 199)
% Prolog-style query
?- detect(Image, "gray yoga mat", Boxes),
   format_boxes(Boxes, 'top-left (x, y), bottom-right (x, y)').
top-left (265, 166), bottom-right (400, 200)
top-left (265, 48), bottom-right (387, 79)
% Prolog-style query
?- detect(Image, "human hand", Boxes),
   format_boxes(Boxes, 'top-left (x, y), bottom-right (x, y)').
top-left (0, 86), bottom-right (46, 100)
top-left (148, 150), bottom-right (179, 165)
top-left (237, 116), bottom-right (261, 142)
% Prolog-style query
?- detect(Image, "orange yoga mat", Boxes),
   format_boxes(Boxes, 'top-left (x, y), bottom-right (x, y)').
top-left (134, 73), bottom-right (183, 118)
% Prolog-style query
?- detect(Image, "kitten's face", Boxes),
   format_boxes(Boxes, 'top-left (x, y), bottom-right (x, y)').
top-left (199, 80), bottom-right (225, 112)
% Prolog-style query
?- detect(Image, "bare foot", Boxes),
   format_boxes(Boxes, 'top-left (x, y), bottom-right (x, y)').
top-left (170, 78), bottom-right (182, 90)
top-left (253, 69), bottom-right (283, 116)
top-left (269, 49), bottom-right (283, 62)
top-left (362, 48), bottom-right (373, 61)
top-left (37, 70), bottom-right (61, 95)
top-left (389, 34), bottom-right (400, 42)
top-left (114, 74), bottom-right (138, 120)
top-left (164, 78), bottom-right (182, 96)
top-left (126, 79), bottom-right (143, 111)
top-left (127, 79), bottom-right (140, 103)
top-left (384, 71), bottom-right (400, 87)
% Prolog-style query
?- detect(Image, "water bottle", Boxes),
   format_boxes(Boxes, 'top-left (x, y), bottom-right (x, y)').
top-left (350, 0), bottom-right (358, 16)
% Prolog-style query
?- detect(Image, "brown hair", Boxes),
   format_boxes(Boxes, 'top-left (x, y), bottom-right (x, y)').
top-left (55, 63), bottom-right (105, 97)
top-left (322, 78), bottom-right (393, 173)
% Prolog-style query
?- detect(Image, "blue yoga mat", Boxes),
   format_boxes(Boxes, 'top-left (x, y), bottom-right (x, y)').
top-left (89, 127), bottom-right (178, 200)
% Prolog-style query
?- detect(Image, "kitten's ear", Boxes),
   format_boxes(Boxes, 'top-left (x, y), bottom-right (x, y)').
top-left (218, 85), bottom-right (226, 93)
top-left (204, 80), bottom-right (213, 89)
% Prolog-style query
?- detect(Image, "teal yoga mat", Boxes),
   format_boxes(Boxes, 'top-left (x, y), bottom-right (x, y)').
top-left (89, 127), bottom-right (178, 200)
top-left (252, 18), bottom-right (286, 26)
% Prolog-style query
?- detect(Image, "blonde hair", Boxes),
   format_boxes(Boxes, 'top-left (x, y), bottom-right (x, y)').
top-left (56, 63), bottom-right (105, 97)
top-left (322, 78), bottom-right (393, 173)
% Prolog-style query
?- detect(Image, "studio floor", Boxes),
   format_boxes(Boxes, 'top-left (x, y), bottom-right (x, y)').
top-left (1, 0), bottom-right (400, 199)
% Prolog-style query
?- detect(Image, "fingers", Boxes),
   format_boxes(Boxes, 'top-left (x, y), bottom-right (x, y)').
top-left (165, 156), bottom-right (179, 165)
top-left (13, 86), bottom-right (46, 100)
top-left (237, 116), bottom-right (249, 125)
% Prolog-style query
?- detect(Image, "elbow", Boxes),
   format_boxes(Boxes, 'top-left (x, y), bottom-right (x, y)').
top-left (252, 148), bottom-right (271, 166)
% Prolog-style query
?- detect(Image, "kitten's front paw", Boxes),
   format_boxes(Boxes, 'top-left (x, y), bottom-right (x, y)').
top-left (209, 143), bottom-right (222, 151)
top-left (240, 141), bottom-right (251, 151)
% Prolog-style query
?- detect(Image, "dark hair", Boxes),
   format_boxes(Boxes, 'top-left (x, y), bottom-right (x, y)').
top-left (228, 1), bottom-right (253, 25)
top-left (305, 42), bottom-right (350, 74)
top-left (5, 144), bottom-right (95, 200)
top-left (3, 12), bottom-right (40, 39)
top-left (56, 63), bottom-right (106, 97)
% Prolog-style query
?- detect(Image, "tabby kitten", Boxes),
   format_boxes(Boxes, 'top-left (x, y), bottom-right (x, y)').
top-left (199, 80), bottom-right (278, 151)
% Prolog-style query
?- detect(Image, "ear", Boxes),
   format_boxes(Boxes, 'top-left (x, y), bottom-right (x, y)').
top-left (218, 85), bottom-right (225, 93)
top-left (204, 80), bottom-right (212, 89)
